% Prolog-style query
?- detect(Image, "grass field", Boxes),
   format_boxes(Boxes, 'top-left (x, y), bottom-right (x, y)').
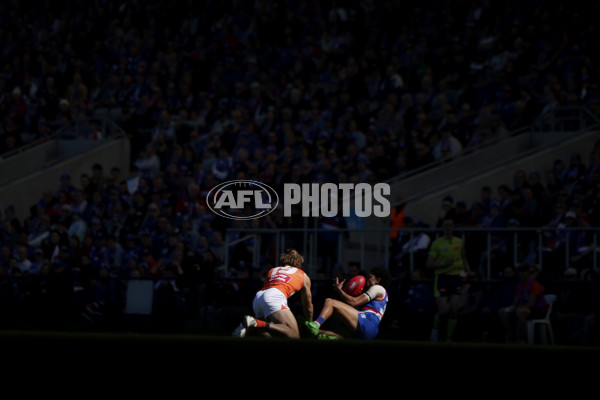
top-left (2, 329), bottom-right (596, 388)
top-left (3, 329), bottom-right (597, 362)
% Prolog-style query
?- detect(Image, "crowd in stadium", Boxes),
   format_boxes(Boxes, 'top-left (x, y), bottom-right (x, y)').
top-left (0, 1), bottom-right (599, 342)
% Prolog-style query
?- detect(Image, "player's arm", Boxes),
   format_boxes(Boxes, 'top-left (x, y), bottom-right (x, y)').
top-left (333, 278), bottom-right (375, 308)
top-left (341, 285), bottom-right (386, 308)
top-left (462, 256), bottom-right (470, 272)
top-left (301, 273), bottom-right (314, 321)
top-left (425, 254), bottom-right (438, 269)
top-left (426, 242), bottom-right (443, 269)
top-left (461, 242), bottom-right (470, 272)
top-left (426, 254), bottom-right (453, 269)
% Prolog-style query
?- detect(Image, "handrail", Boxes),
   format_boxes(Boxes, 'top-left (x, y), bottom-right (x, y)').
top-left (532, 106), bottom-right (600, 132)
top-left (224, 226), bottom-right (599, 280)
top-left (384, 124), bottom-right (531, 187)
top-left (1, 115), bottom-right (126, 160)
top-left (56, 116), bottom-right (127, 139)
top-left (225, 234), bottom-right (257, 248)
top-left (0, 134), bottom-right (58, 159)
top-left (223, 234), bottom-right (258, 277)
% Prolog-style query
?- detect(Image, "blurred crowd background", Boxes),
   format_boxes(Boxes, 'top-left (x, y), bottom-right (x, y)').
top-left (0, 0), bottom-right (599, 344)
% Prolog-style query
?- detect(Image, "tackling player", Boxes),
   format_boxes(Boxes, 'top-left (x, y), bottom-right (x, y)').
top-left (303, 266), bottom-right (391, 340)
top-left (232, 249), bottom-right (313, 339)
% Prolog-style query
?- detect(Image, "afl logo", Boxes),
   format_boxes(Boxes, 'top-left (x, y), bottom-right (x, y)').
top-left (206, 180), bottom-right (279, 220)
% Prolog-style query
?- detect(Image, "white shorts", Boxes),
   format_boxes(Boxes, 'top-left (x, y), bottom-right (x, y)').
top-left (253, 288), bottom-right (288, 319)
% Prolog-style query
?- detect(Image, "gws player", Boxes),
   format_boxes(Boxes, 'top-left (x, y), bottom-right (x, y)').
top-left (232, 249), bottom-right (313, 339)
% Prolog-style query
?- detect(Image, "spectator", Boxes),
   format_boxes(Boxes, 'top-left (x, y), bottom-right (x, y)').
top-left (57, 173), bottom-right (77, 200)
top-left (435, 196), bottom-right (457, 228)
top-left (15, 245), bottom-right (33, 275)
top-left (498, 265), bottom-right (548, 343)
top-left (67, 210), bottom-right (88, 242)
top-left (479, 265), bottom-right (518, 342)
top-left (549, 267), bottom-right (595, 345)
top-left (397, 268), bottom-right (435, 340)
top-left (438, 127), bottom-right (463, 160)
top-left (3, 205), bottom-right (22, 235)
top-left (396, 220), bottom-right (431, 270)
top-left (135, 145), bottom-right (161, 179)
top-left (2, 0), bottom-right (600, 338)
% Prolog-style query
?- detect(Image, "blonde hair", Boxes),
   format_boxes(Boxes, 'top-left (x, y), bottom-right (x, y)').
top-left (279, 249), bottom-right (304, 268)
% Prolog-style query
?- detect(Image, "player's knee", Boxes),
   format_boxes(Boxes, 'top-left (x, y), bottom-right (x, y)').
top-left (324, 297), bottom-right (337, 308)
top-left (286, 323), bottom-right (301, 339)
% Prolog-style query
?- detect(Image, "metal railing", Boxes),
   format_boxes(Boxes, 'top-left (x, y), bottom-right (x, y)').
top-left (532, 106), bottom-right (600, 133)
top-left (56, 116), bottom-right (127, 139)
top-left (1, 115), bottom-right (126, 161)
top-left (223, 226), bottom-right (599, 280)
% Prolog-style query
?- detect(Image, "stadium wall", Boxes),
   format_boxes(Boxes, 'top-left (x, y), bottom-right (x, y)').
top-left (405, 129), bottom-right (600, 227)
top-left (0, 138), bottom-right (131, 221)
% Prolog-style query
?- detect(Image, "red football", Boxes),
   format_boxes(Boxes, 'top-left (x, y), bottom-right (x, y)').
top-left (343, 275), bottom-right (366, 296)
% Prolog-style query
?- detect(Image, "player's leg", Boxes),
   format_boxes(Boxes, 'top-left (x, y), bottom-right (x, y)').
top-left (234, 289), bottom-right (300, 338)
top-left (235, 309), bottom-right (301, 338)
top-left (446, 276), bottom-right (468, 341)
top-left (432, 296), bottom-right (450, 341)
top-left (306, 298), bottom-right (359, 335)
top-left (430, 274), bottom-right (441, 341)
top-left (498, 306), bottom-right (516, 342)
top-left (316, 328), bottom-right (343, 338)
top-left (262, 308), bottom-right (300, 338)
top-left (446, 293), bottom-right (461, 341)
top-left (432, 273), bottom-right (456, 341)
top-left (252, 294), bottom-right (302, 338)
top-left (515, 306), bottom-right (531, 343)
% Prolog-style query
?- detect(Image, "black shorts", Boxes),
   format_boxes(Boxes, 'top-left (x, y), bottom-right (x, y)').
top-left (434, 273), bottom-right (464, 298)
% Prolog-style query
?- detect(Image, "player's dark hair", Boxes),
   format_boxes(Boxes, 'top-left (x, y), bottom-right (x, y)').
top-left (370, 266), bottom-right (391, 288)
top-left (280, 248), bottom-right (304, 268)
